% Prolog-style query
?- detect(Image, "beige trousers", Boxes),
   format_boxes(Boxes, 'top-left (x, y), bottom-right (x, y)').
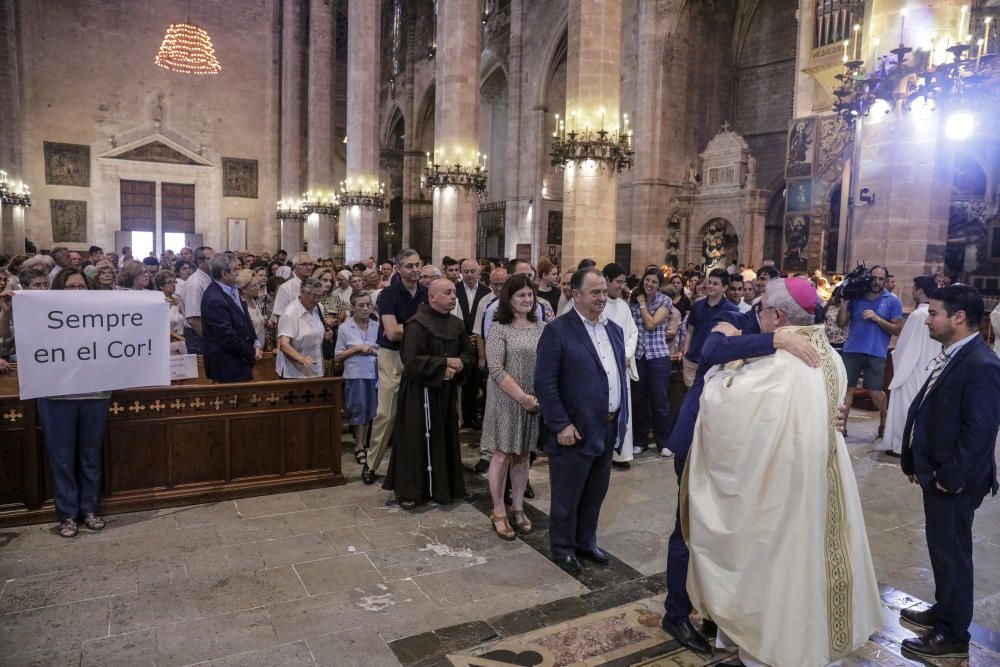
top-left (682, 357), bottom-right (698, 388)
top-left (367, 347), bottom-right (404, 472)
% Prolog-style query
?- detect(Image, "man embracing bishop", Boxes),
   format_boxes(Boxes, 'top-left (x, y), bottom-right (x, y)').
top-left (683, 277), bottom-right (881, 667)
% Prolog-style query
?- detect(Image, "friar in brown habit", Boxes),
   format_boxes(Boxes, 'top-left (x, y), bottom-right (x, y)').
top-left (383, 278), bottom-right (477, 508)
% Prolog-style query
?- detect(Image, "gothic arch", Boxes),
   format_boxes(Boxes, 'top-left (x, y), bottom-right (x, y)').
top-left (381, 103), bottom-right (406, 147)
top-left (413, 83), bottom-right (436, 153)
top-left (535, 21), bottom-right (568, 109)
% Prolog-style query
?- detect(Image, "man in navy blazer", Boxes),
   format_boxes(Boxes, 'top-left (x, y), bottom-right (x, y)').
top-left (899, 285), bottom-right (1000, 659)
top-left (201, 254), bottom-right (261, 383)
top-left (535, 268), bottom-right (628, 575)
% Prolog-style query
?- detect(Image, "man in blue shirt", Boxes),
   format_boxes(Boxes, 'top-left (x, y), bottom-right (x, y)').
top-left (363, 249), bottom-right (428, 484)
top-left (835, 265), bottom-right (902, 434)
top-left (681, 268), bottom-right (738, 386)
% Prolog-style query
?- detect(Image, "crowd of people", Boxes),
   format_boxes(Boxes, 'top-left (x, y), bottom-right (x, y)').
top-left (2, 244), bottom-right (999, 665)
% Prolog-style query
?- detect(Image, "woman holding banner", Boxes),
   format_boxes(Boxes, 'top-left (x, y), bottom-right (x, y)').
top-left (38, 268), bottom-right (112, 538)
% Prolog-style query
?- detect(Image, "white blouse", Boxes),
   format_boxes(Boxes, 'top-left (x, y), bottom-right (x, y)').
top-left (276, 299), bottom-right (325, 378)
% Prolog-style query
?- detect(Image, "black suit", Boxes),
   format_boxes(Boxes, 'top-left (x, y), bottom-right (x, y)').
top-left (201, 281), bottom-right (258, 383)
top-left (901, 334), bottom-right (1000, 641)
top-left (455, 281), bottom-right (491, 427)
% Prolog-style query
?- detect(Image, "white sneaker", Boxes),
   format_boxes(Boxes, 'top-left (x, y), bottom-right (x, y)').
top-left (633, 446), bottom-right (644, 455)
top-left (660, 449), bottom-right (674, 458)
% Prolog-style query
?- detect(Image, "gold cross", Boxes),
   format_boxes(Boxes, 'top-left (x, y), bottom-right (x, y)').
top-left (265, 393), bottom-right (280, 404)
top-left (228, 395), bottom-right (239, 407)
top-left (149, 400), bottom-right (165, 413)
top-left (189, 397), bottom-right (205, 409)
top-left (109, 402), bottom-right (125, 415)
top-left (248, 394), bottom-right (260, 406)
top-left (210, 397), bottom-right (223, 410)
top-left (2, 408), bottom-right (23, 423)
top-left (170, 399), bottom-right (186, 411)
top-left (128, 401), bottom-right (145, 414)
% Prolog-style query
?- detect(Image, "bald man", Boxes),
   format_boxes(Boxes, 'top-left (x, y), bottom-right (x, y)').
top-left (382, 279), bottom-right (477, 509)
top-left (271, 252), bottom-right (317, 323)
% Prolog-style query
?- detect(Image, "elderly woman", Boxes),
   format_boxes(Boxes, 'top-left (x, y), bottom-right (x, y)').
top-left (87, 260), bottom-right (116, 290)
top-left (38, 268), bottom-right (112, 537)
top-left (335, 290), bottom-right (379, 465)
top-left (630, 267), bottom-right (675, 457)
top-left (332, 269), bottom-right (353, 309)
top-left (480, 274), bottom-right (544, 540)
top-left (235, 268), bottom-right (266, 347)
top-left (117, 260), bottom-right (150, 290)
top-left (154, 270), bottom-right (187, 350)
top-left (276, 277), bottom-right (328, 378)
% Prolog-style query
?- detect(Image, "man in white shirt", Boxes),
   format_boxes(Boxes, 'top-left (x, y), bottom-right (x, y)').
top-left (602, 263), bottom-right (639, 469)
top-left (271, 252), bottom-right (316, 323)
top-left (47, 247), bottom-right (72, 283)
top-left (728, 275), bottom-right (752, 313)
top-left (182, 246), bottom-right (215, 354)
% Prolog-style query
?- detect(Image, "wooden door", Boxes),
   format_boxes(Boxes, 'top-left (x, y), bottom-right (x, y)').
top-left (161, 183), bottom-right (195, 234)
top-left (120, 180), bottom-right (155, 232)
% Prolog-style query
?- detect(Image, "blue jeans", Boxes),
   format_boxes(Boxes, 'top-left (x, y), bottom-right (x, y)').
top-left (631, 356), bottom-right (672, 451)
top-left (37, 397), bottom-right (111, 520)
top-left (183, 326), bottom-right (203, 354)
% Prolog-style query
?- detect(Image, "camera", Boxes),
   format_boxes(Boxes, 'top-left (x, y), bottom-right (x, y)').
top-left (831, 262), bottom-right (872, 303)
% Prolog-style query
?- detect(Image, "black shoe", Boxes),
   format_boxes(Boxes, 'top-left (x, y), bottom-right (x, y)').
top-left (576, 546), bottom-right (610, 565)
top-left (612, 461), bottom-right (631, 470)
top-left (884, 450), bottom-right (901, 458)
top-left (361, 464), bottom-right (376, 485)
top-left (524, 482), bottom-right (534, 499)
top-left (701, 619), bottom-right (718, 638)
top-left (901, 631), bottom-right (968, 658)
top-left (899, 606), bottom-right (935, 629)
top-left (659, 616), bottom-right (712, 654)
top-left (473, 458), bottom-right (490, 473)
top-left (552, 555), bottom-right (581, 575)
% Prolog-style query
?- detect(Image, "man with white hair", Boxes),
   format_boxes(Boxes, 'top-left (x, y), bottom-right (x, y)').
top-left (419, 265), bottom-right (443, 288)
top-left (685, 277), bottom-right (880, 667)
top-left (271, 252), bottom-right (316, 323)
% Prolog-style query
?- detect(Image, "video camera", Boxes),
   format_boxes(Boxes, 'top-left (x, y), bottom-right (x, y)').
top-left (831, 262), bottom-right (872, 303)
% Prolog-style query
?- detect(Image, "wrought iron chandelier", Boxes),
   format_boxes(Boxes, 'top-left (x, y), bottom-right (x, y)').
top-left (422, 151), bottom-right (488, 196)
top-left (0, 170), bottom-right (31, 208)
top-left (276, 192), bottom-right (340, 221)
top-left (549, 111), bottom-right (634, 173)
top-left (338, 179), bottom-right (387, 210)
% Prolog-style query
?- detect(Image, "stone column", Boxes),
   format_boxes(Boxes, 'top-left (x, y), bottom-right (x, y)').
top-left (431, 0), bottom-right (480, 263)
top-left (305, 0), bottom-right (335, 259)
top-left (561, 0), bottom-right (623, 269)
top-left (344, 0), bottom-right (381, 264)
top-left (279, 0), bottom-right (306, 253)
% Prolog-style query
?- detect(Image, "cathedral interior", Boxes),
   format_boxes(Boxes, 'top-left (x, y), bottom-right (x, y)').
top-left (2, 1), bottom-right (1000, 665)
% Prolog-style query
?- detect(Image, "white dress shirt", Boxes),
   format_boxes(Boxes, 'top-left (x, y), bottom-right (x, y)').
top-left (276, 298), bottom-right (325, 378)
top-left (576, 307), bottom-right (621, 412)
top-left (271, 275), bottom-right (302, 322)
top-left (182, 269), bottom-right (212, 319)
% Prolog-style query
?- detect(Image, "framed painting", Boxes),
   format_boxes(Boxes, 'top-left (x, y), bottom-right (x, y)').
top-left (783, 215), bottom-right (810, 272)
top-left (785, 118), bottom-right (816, 179)
top-left (786, 179), bottom-right (813, 213)
top-left (50, 199), bottom-right (87, 242)
top-left (44, 142), bottom-right (91, 187)
top-left (222, 158), bottom-right (259, 198)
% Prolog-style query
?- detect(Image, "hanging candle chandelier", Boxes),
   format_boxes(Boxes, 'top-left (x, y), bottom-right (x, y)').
top-left (155, 21), bottom-right (221, 75)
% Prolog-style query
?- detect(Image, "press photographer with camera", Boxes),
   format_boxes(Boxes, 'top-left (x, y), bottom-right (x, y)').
top-left (834, 264), bottom-right (903, 436)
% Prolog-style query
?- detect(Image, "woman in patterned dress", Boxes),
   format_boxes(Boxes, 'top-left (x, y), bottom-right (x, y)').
top-left (479, 274), bottom-right (544, 540)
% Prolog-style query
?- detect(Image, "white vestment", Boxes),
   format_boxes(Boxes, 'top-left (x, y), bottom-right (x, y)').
top-left (884, 304), bottom-right (939, 454)
top-left (604, 297), bottom-right (639, 462)
top-left (685, 325), bottom-right (881, 667)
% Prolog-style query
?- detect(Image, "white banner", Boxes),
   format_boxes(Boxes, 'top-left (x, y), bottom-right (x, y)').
top-left (13, 290), bottom-right (171, 399)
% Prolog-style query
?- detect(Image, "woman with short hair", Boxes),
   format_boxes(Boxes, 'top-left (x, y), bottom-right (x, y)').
top-left (117, 260), bottom-right (150, 290)
top-left (235, 268), bottom-right (266, 347)
top-left (276, 277), bottom-right (328, 378)
top-left (88, 260), bottom-right (116, 290)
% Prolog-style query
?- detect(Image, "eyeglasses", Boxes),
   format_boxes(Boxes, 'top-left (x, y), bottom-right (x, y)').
top-left (63, 284), bottom-right (88, 290)
top-left (295, 262), bottom-right (316, 268)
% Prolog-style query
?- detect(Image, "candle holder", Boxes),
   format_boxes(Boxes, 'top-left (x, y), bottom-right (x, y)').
top-left (422, 163), bottom-right (488, 196)
top-left (549, 127), bottom-right (634, 173)
top-left (0, 174), bottom-right (31, 208)
top-left (276, 192), bottom-right (341, 221)
top-left (338, 190), bottom-right (387, 210)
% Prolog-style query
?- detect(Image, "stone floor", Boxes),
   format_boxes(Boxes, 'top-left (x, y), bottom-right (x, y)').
top-left (0, 410), bottom-right (998, 666)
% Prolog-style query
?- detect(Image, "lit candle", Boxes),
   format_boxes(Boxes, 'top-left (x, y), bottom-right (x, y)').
top-left (985, 17), bottom-right (992, 56)
top-left (853, 24), bottom-right (861, 60)
top-left (900, 8), bottom-right (907, 46)
top-left (977, 37), bottom-right (984, 68)
top-left (599, 107), bottom-right (606, 131)
top-left (870, 37), bottom-right (880, 63)
top-left (843, 39), bottom-right (849, 61)
top-left (959, 6), bottom-right (968, 39)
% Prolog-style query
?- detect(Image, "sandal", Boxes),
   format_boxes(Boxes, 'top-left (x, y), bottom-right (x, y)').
top-left (354, 449), bottom-right (367, 465)
top-left (509, 509), bottom-right (532, 534)
top-left (82, 513), bottom-right (106, 531)
top-left (59, 518), bottom-right (78, 538)
top-left (399, 499), bottom-right (418, 510)
top-left (490, 512), bottom-right (516, 541)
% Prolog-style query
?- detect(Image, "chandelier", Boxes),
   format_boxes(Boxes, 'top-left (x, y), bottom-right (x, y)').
top-left (549, 111), bottom-right (634, 173)
top-left (339, 179), bottom-right (387, 210)
top-left (0, 170), bottom-right (31, 208)
top-left (833, 16), bottom-right (997, 129)
top-left (276, 192), bottom-right (340, 221)
top-left (155, 22), bottom-right (221, 75)
top-left (422, 150), bottom-right (488, 196)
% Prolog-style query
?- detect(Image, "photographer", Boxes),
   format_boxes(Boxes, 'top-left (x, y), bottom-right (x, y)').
top-left (835, 265), bottom-right (902, 436)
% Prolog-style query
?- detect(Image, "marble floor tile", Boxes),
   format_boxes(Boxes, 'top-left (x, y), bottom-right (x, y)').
top-left (81, 627), bottom-right (158, 667)
top-left (258, 532), bottom-right (341, 568)
top-left (0, 596), bottom-right (111, 658)
top-left (199, 639), bottom-right (318, 666)
top-left (182, 541), bottom-right (267, 579)
top-left (293, 553), bottom-right (385, 595)
top-left (236, 493), bottom-right (308, 518)
top-left (308, 627), bottom-right (412, 666)
top-left (152, 608), bottom-right (278, 666)
top-left (0, 561), bottom-right (137, 613)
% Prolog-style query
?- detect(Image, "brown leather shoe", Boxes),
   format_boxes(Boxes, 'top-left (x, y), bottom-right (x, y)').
top-left (901, 631), bottom-right (969, 659)
top-left (899, 606), bottom-right (935, 629)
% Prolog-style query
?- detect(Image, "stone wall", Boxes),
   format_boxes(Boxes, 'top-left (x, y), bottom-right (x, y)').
top-left (13, 0), bottom-right (282, 252)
